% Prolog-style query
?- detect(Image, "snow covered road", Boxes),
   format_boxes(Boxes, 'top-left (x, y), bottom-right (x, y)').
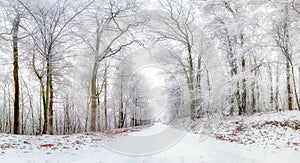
top-left (1, 122), bottom-right (300, 163)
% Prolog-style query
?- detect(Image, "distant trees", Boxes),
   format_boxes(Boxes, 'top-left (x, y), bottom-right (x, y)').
top-left (116, 59), bottom-right (150, 128)
top-left (273, 2), bottom-right (300, 111)
top-left (112, 59), bottom-right (132, 128)
top-left (150, 0), bottom-right (202, 120)
top-left (75, 0), bottom-right (143, 131)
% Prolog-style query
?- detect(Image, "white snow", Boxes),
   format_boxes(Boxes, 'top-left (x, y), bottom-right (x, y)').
top-left (214, 111), bottom-right (300, 151)
top-left (1, 111), bottom-right (300, 163)
top-left (128, 123), bottom-right (169, 136)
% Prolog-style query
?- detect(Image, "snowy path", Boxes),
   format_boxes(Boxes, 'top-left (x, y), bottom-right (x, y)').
top-left (1, 123), bottom-right (300, 163)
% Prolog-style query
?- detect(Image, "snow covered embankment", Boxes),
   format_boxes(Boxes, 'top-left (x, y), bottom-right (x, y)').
top-left (214, 111), bottom-right (300, 151)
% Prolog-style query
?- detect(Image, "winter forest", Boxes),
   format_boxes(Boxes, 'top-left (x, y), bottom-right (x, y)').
top-left (1, 0), bottom-right (300, 162)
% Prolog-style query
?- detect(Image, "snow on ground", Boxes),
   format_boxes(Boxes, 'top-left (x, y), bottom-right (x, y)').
top-left (214, 111), bottom-right (300, 151)
top-left (0, 111), bottom-right (300, 163)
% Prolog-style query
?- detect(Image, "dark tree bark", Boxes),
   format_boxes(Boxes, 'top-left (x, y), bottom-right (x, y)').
top-left (187, 44), bottom-right (195, 120)
top-left (118, 70), bottom-right (125, 128)
top-left (240, 32), bottom-right (247, 115)
top-left (287, 60), bottom-right (293, 111)
top-left (268, 64), bottom-right (274, 111)
top-left (49, 72), bottom-right (54, 135)
top-left (12, 13), bottom-right (21, 135)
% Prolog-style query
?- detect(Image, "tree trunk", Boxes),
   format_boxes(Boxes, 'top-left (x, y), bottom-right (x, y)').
top-left (268, 64), bottom-right (274, 111)
top-left (97, 96), bottom-right (101, 131)
top-left (48, 72), bottom-right (54, 135)
top-left (103, 65), bottom-right (108, 130)
top-left (119, 100), bottom-right (124, 128)
top-left (195, 55), bottom-right (202, 118)
top-left (226, 30), bottom-right (238, 115)
top-left (287, 60), bottom-right (293, 111)
top-left (21, 87), bottom-right (24, 134)
top-left (119, 70), bottom-right (125, 128)
top-left (236, 82), bottom-right (242, 115)
top-left (275, 64), bottom-right (279, 111)
top-left (13, 14), bottom-right (20, 135)
top-left (42, 58), bottom-right (50, 134)
top-left (239, 33), bottom-right (246, 115)
top-left (90, 24), bottom-right (101, 132)
top-left (241, 56), bottom-right (247, 115)
top-left (41, 83), bottom-right (48, 134)
top-left (251, 79), bottom-right (256, 113)
top-left (290, 65), bottom-right (300, 110)
top-left (187, 43), bottom-right (195, 120)
top-left (90, 61), bottom-right (98, 132)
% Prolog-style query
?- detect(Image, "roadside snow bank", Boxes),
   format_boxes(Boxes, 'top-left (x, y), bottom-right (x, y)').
top-left (214, 111), bottom-right (300, 151)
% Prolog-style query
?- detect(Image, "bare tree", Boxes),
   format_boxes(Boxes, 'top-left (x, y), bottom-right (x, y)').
top-left (17, 0), bottom-right (94, 134)
top-left (0, 0), bottom-right (27, 134)
top-left (150, 0), bottom-right (201, 120)
top-left (75, 0), bottom-right (143, 131)
top-left (274, 4), bottom-right (300, 111)
top-left (11, 5), bottom-right (22, 135)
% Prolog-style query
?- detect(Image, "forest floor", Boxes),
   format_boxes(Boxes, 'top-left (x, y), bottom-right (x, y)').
top-left (0, 111), bottom-right (300, 163)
